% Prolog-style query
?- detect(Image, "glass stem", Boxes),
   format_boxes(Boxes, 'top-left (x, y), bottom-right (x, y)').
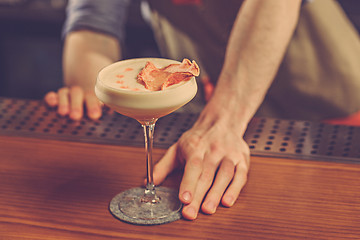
top-left (142, 121), bottom-right (160, 203)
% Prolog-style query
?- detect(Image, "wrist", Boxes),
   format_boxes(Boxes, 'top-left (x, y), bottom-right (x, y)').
top-left (196, 71), bottom-right (264, 135)
top-left (195, 97), bottom-right (251, 137)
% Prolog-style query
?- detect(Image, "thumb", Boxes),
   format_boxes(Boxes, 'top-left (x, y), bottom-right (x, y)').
top-left (151, 143), bottom-right (180, 185)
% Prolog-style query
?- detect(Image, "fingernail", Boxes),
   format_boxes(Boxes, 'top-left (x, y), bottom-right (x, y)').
top-left (58, 106), bottom-right (69, 115)
top-left (224, 196), bottom-right (235, 207)
top-left (184, 206), bottom-right (197, 220)
top-left (70, 110), bottom-right (82, 120)
top-left (89, 109), bottom-right (101, 119)
top-left (205, 201), bottom-right (216, 214)
top-left (182, 192), bottom-right (191, 202)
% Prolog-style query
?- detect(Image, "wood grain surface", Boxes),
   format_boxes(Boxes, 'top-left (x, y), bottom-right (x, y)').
top-left (0, 135), bottom-right (359, 240)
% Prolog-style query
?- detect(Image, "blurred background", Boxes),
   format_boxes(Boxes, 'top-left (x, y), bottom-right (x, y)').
top-left (0, 0), bottom-right (160, 99)
top-left (0, 0), bottom-right (358, 100)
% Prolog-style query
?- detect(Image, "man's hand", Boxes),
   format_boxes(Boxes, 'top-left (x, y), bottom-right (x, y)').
top-left (44, 86), bottom-right (102, 120)
top-left (152, 118), bottom-right (250, 220)
top-left (45, 30), bottom-right (121, 120)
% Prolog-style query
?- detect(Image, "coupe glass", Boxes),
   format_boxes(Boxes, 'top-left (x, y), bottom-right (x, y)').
top-left (95, 58), bottom-right (198, 225)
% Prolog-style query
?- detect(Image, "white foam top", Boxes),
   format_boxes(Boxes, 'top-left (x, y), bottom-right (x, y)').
top-left (99, 58), bottom-right (187, 92)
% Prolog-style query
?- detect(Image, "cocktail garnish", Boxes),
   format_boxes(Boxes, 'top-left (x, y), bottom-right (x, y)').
top-left (137, 58), bottom-right (200, 91)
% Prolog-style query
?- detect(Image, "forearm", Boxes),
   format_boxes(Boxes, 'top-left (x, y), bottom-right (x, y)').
top-left (63, 30), bottom-right (121, 92)
top-left (203, 0), bottom-right (302, 133)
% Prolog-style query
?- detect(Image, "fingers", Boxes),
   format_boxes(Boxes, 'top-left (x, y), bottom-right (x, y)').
top-left (57, 87), bottom-right (70, 116)
top-left (181, 158), bottom-right (218, 220)
top-left (201, 158), bottom-right (235, 214)
top-left (45, 86), bottom-right (103, 120)
top-left (84, 92), bottom-right (102, 120)
top-left (180, 150), bottom-right (222, 220)
top-left (151, 141), bottom-right (247, 221)
top-left (221, 162), bottom-right (248, 207)
top-left (179, 155), bottom-right (204, 205)
top-left (181, 146), bottom-right (250, 220)
top-left (69, 86), bottom-right (84, 120)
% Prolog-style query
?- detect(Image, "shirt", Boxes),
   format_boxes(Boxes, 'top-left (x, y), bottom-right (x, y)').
top-left (62, 0), bottom-right (360, 121)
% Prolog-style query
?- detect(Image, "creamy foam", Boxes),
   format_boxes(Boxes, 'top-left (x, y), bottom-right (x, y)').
top-left (98, 58), bottom-right (191, 92)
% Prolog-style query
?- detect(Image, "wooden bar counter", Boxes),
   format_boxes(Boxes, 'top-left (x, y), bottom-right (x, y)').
top-left (0, 135), bottom-right (359, 239)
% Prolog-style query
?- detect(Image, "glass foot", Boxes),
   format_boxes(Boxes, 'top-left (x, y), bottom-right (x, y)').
top-left (109, 186), bottom-right (183, 225)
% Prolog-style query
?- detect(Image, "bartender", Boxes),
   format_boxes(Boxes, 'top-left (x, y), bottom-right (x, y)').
top-left (44, 0), bottom-right (360, 220)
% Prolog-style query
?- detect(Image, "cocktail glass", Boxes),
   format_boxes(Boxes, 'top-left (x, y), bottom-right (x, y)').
top-left (95, 58), bottom-right (198, 225)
